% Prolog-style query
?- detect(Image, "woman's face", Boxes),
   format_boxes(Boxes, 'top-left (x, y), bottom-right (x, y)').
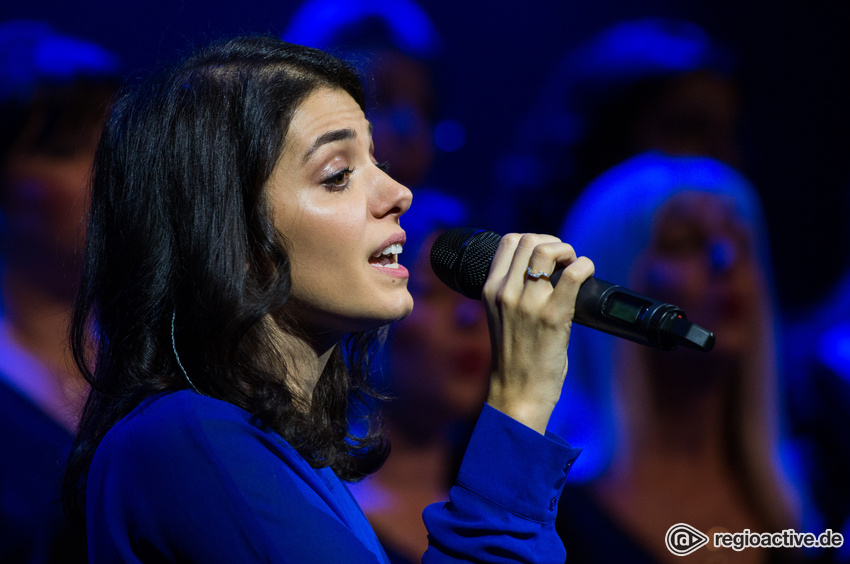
top-left (267, 87), bottom-right (414, 340)
top-left (635, 191), bottom-right (763, 357)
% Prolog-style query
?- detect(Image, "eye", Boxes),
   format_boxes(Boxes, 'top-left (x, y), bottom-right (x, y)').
top-left (322, 168), bottom-right (354, 191)
top-left (655, 224), bottom-right (706, 257)
top-left (375, 161), bottom-right (391, 174)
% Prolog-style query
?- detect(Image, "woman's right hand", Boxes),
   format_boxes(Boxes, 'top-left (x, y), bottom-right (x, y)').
top-left (482, 233), bottom-right (594, 434)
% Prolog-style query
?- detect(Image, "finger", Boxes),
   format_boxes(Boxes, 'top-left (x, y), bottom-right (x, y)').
top-left (508, 233), bottom-right (560, 286)
top-left (550, 255), bottom-right (596, 319)
top-left (483, 233), bottom-right (522, 297)
top-left (524, 241), bottom-right (577, 283)
top-left (483, 233), bottom-right (558, 298)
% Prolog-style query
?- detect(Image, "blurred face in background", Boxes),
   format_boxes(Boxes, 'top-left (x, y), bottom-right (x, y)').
top-left (1, 113), bottom-right (103, 300)
top-left (387, 233), bottom-right (490, 420)
top-left (633, 191), bottom-right (762, 358)
top-left (634, 71), bottom-right (741, 167)
top-left (369, 51), bottom-right (436, 188)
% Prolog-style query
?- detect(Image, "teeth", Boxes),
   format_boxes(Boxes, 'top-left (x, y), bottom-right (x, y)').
top-left (372, 262), bottom-right (400, 269)
top-left (372, 243), bottom-right (403, 258)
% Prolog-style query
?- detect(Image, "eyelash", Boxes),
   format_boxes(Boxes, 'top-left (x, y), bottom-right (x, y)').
top-left (322, 168), bottom-right (353, 191)
top-left (321, 161), bottom-right (391, 191)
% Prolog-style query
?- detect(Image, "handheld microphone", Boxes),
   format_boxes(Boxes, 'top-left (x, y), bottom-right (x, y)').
top-left (429, 228), bottom-right (715, 352)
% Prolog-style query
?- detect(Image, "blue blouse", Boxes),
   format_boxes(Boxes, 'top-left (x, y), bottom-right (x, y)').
top-left (87, 390), bottom-right (580, 562)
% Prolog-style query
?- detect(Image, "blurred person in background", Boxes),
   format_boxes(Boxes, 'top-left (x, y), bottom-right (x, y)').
top-left (550, 152), bottom-right (811, 564)
top-left (492, 18), bottom-right (740, 235)
top-left (0, 20), bottom-right (120, 563)
top-left (782, 178), bottom-right (850, 562)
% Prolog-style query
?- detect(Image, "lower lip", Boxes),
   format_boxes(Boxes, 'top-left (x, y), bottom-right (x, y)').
top-left (370, 263), bottom-right (409, 278)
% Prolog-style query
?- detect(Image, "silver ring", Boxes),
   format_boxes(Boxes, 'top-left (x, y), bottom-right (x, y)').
top-left (526, 266), bottom-right (551, 281)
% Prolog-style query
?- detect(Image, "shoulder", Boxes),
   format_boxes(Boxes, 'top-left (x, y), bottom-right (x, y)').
top-left (87, 390), bottom-right (306, 533)
top-left (111, 390), bottom-right (250, 430)
top-left (86, 391), bottom-right (386, 561)
top-left (91, 390), bottom-right (295, 484)
top-left (98, 391), bottom-right (252, 453)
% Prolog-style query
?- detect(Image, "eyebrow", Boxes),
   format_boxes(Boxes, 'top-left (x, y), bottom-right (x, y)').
top-left (301, 122), bottom-right (374, 164)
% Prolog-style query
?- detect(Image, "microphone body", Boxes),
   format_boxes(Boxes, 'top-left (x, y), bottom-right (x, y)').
top-left (430, 228), bottom-right (714, 352)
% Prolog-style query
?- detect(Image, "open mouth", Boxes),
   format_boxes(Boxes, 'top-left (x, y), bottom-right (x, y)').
top-left (369, 243), bottom-right (403, 270)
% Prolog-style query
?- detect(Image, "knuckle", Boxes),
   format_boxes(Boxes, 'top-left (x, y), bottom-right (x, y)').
top-left (494, 283), bottom-right (518, 306)
top-left (536, 233), bottom-right (562, 245)
top-left (516, 296), bottom-right (537, 316)
top-left (558, 256), bottom-right (595, 285)
top-left (529, 246), bottom-right (552, 263)
top-left (516, 233), bottom-right (540, 251)
top-left (517, 232), bottom-right (555, 249)
top-left (539, 308), bottom-right (562, 327)
top-left (560, 267), bottom-right (584, 285)
top-left (546, 242), bottom-right (575, 262)
top-left (500, 232), bottom-right (522, 248)
top-left (577, 256), bottom-right (596, 276)
top-left (482, 279), bottom-right (497, 300)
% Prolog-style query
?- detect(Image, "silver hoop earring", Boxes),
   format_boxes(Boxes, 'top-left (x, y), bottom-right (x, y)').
top-left (171, 309), bottom-right (201, 394)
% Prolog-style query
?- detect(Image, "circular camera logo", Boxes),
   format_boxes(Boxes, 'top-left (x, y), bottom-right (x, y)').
top-left (666, 523), bottom-right (709, 556)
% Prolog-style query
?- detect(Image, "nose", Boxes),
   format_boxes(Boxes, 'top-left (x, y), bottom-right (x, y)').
top-left (709, 238), bottom-right (737, 275)
top-left (372, 166), bottom-right (413, 219)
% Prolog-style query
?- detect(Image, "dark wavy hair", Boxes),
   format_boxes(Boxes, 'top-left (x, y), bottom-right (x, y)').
top-left (63, 35), bottom-right (389, 524)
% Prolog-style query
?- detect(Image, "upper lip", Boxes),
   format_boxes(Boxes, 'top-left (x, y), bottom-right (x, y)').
top-left (371, 232), bottom-right (406, 257)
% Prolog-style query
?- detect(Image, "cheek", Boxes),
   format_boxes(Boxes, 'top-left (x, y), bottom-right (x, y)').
top-left (3, 158), bottom-right (91, 244)
top-left (280, 199), bottom-right (364, 283)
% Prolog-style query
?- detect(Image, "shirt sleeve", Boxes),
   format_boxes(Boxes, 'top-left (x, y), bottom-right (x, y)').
top-left (422, 404), bottom-right (581, 564)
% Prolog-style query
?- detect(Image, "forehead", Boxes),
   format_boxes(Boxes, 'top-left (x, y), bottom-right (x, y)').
top-left (286, 87), bottom-right (369, 147)
top-left (657, 191), bottom-right (739, 224)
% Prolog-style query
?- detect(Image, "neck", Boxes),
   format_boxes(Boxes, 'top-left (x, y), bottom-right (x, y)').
top-left (594, 348), bottom-right (773, 549)
top-left (613, 348), bottom-right (741, 482)
top-left (269, 314), bottom-right (339, 404)
top-left (1, 269), bottom-right (85, 430)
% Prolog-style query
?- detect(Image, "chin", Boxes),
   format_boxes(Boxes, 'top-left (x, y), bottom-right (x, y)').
top-left (703, 325), bottom-right (755, 362)
top-left (357, 294), bottom-right (415, 331)
top-left (382, 297), bottom-right (415, 325)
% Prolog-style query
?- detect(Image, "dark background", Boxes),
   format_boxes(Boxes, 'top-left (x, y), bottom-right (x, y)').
top-left (3, 0), bottom-right (849, 316)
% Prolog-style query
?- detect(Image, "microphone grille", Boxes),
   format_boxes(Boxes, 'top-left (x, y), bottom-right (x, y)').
top-left (430, 228), bottom-right (501, 299)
